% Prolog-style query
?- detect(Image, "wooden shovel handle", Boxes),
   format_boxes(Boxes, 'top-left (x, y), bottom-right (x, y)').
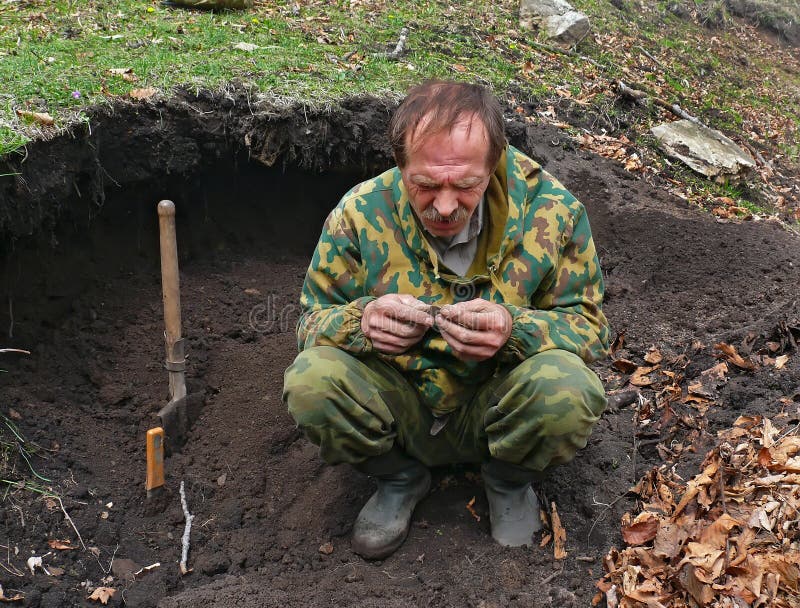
top-left (158, 200), bottom-right (186, 401)
top-left (158, 201), bottom-right (182, 340)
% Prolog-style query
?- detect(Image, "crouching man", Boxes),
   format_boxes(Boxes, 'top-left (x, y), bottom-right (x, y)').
top-left (283, 80), bottom-right (609, 559)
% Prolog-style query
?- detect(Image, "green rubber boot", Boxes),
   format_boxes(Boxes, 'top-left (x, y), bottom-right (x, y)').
top-left (351, 447), bottom-right (431, 560)
top-left (482, 459), bottom-right (543, 547)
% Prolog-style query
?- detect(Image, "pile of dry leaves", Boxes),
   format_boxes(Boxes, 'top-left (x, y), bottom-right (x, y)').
top-left (596, 415), bottom-right (800, 607)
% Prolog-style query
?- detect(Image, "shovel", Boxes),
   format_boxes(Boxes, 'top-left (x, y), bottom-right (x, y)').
top-left (156, 200), bottom-right (203, 453)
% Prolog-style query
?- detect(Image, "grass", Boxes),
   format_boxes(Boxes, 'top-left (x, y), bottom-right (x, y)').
top-left (0, 0), bottom-right (799, 220)
top-left (1, 413), bottom-right (56, 504)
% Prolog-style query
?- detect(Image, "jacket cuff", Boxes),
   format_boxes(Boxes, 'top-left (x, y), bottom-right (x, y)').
top-left (348, 296), bottom-right (377, 352)
top-left (497, 303), bottom-right (532, 363)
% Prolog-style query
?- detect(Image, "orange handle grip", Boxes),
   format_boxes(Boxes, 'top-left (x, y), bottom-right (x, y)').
top-left (146, 427), bottom-right (165, 491)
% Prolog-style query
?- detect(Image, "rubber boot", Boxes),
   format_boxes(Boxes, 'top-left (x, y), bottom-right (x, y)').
top-left (351, 447), bottom-right (431, 560)
top-left (482, 459), bottom-right (543, 547)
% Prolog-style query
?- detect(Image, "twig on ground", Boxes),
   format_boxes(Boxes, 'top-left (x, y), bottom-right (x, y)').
top-left (100, 544), bottom-right (118, 575)
top-left (632, 393), bottom-right (647, 482)
top-left (56, 496), bottom-right (86, 550)
top-left (587, 491), bottom-right (630, 545)
top-left (541, 568), bottom-right (563, 585)
top-left (616, 80), bottom-right (702, 125)
top-left (634, 45), bottom-right (664, 70)
top-left (739, 138), bottom-right (769, 167)
top-left (179, 481), bottom-right (194, 575)
top-left (372, 27), bottom-right (409, 60)
top-left (0, 541), bottom-right (24, 578)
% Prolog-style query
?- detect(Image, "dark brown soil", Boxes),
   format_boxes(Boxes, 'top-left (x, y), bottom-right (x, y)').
top-left (0, 95), bottom-right (799, 608)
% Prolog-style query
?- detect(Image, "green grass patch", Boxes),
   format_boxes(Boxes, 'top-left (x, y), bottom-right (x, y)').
top-left (0, 0), bottom-right (798, 165)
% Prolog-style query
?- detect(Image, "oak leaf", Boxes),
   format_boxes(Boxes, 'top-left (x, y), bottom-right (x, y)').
top-left (621, 511), bottom-right (659, 546)
top-left (87, 587), bottom-right (115, 604)
top-left (48, 539), bottom-right (76, 550)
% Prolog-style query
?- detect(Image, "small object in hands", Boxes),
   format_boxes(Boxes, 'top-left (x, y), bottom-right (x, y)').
top-left (429, 305), bottom-right (441, 332)
top-left (146, 427), bottom-right (165, 497)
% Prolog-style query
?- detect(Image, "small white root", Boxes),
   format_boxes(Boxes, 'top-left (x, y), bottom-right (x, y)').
top-left (178, 481), bottom-right (194, 575)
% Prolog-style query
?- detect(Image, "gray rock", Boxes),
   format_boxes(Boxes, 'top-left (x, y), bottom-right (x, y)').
top-left (544, 11), bottom-right (591, 45)
top-left (651, 119), bottom-right (756, 183)
top-left (521, 0), bottom-right (591, 45)
top-left (521, 0), bottom-right (574, 20)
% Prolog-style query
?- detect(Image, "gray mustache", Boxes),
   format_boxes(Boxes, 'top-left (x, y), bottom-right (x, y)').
top-left (420, 206), bottom-right (470, 224)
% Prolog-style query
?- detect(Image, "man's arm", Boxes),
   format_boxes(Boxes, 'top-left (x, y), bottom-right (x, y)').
top-left (297, 205), bottom-right (434, 355)
top-left (297, 206), bottom-right (376, 353)
top-left (500, 202), bottom-right (609, 363)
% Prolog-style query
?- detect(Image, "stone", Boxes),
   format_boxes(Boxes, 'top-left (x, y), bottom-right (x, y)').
top-left (520, 0), bottom-right (591, 45)
top-left (650, 119), bottom-right (756, 183)
top-left (544, 11), bottom-right (590, 45)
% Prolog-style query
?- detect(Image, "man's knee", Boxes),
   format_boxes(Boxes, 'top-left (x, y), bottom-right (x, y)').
top-left (283, 345), bottom-right (358, 427)
top-left (491, 349), bottom-right (606, 438)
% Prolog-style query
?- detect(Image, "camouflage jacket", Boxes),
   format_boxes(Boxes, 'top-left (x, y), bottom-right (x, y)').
top-left (296, 145), bottom-right (610, 416)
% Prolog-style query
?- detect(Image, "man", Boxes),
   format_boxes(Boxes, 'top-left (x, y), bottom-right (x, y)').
top-left (283, 80), bottom-right (609, 560)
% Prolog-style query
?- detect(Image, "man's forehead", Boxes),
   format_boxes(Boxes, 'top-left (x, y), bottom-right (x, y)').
top-left (409, 174), bottom-right (486, 185)
top-left (407, 112), bottom-right (488, 146)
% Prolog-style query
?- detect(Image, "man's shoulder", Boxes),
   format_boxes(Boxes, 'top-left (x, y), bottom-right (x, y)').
top-left (507, 145), bottom-right (542, 180)
top-left (505, 145), bottom-right (583, 216)
top-left (339, 167), bottom-right (401, 210)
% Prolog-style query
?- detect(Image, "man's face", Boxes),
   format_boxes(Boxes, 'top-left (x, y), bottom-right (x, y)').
top-left (400, 116), bottom-right (492, 238)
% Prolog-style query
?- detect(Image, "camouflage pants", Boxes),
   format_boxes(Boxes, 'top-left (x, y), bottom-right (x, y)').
top-left (282, 346), bottom-right (606, 471)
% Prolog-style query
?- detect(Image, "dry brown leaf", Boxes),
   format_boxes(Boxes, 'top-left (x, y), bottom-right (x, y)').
top-left (678, 563), bottom-right (715, 605)
top-left (551, 502), bottom-right (567, 560)
top-left (318, 542), bottom-right (334, 555)
top-left (611, 358), bottom-right (637, 374)
top-left (48, 539), bottom-right (76, 550)
top-left (107, 67), bottom-right (137, 82)
top-left (644, 348), bottom-right (663, 364)
top-left (451, 63), bottom-right (467, 72)
top-left (686, 541), bottom-right (726, 580)
top-left (621, 512), bottom-right (659, 546)
top-left (610, 332), bottom-right (625, 356)
top-left (698, 513), bottom-right (740, 549)
top-left (0, 583), bottom-right (24, 602)
top-left (775, 354), bottom-right (789, 369)
top-left (465, 496), bottom-right (480, 522)
top-left (653, 520), bottom-right (690, 559)
top-left (714, 342), bottom-right (756, 370)
top-left (129, 87), bottom-right (157, 101)
top-left (673, 458), bottom-right (720, 517)
top-left (630, 365), bottom-right (659, 387)
top-left (540, 533), bottom-right (552, 547)
top-left (15, 109), bottom-right (54, 126)
top-left (87, 587), bottom-right (115, 605)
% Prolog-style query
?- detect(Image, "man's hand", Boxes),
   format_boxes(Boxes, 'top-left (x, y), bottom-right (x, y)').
top-left (436, 299), bottom-right (513, 361)
top-left (362, 294), bottom-right (434, 354)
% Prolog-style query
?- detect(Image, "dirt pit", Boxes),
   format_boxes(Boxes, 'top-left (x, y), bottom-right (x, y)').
top-left (1, 95), bottom-right (799, 607)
